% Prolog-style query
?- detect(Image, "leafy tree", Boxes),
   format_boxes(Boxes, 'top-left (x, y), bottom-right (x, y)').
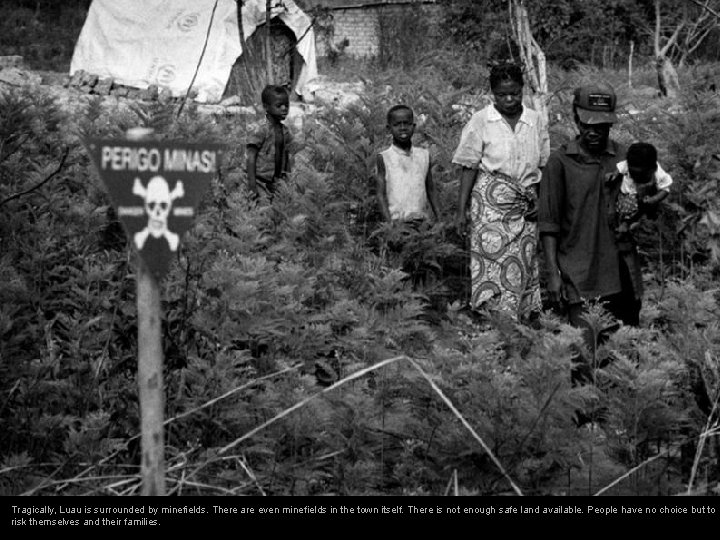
top-left (440, 0), bottom-right (647, 67)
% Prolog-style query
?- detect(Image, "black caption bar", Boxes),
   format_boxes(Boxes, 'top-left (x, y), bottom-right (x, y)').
top-left (2, 496), bottom-right (718, 533)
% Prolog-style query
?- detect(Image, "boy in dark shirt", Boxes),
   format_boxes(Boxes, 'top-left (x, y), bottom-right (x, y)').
top-left (246, 85), bottom-right (293, 200)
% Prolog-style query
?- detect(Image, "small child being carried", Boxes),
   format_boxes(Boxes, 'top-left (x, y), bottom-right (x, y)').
top-left (614, 142), bottom-right (672, 237)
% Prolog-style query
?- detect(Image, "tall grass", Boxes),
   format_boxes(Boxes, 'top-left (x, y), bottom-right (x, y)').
top-left (1, 41), bottom-right (720, 496)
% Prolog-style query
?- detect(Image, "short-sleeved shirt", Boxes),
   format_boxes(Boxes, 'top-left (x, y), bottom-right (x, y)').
top-left (451, 104), bottom-right (549, 188)
top-left (538, 138), bottom-right (641, 301)
top-left (246, 119), bottom-right (293, 185)
top-left (616, 160), bottom-right (673, 195)
top-left (379, 144), bottom-right (431, 221)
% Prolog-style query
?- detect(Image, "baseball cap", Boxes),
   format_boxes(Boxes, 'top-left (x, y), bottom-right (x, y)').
top-left (573, 83), bottom-right (618, 124)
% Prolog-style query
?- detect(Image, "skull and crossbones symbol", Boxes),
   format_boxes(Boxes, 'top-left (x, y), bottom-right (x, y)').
top-left (132, 176), bottom-right (184, 251)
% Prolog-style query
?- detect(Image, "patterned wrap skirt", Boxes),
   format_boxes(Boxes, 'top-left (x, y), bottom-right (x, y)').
top-left (469, 169), bottom-right (541, 320)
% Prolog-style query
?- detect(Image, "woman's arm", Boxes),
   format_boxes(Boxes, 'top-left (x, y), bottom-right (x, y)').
top-left (426, 158), bottom-right (440, 222)
top-left (455, 166), bottom-right (476, 235)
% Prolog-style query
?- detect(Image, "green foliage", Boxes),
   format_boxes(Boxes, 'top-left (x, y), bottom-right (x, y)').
top-left (440, 0), bottom-right (682, 69)
top-left (2, 57), bottom-right (720, 497)
top-left (376, 5), bottom-right (439, 71)
top-left (0, 1), bottom-right (90, 71)
top-left (612, 74), bottom-right (720, 276)
top-left (439, 0), bottom-right (510, 58)
top-left (527, 0), bottom-right (647, 68)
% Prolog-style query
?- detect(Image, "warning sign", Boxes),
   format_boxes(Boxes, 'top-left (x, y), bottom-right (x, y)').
top-left (86, 139), bottom-right (223, 279)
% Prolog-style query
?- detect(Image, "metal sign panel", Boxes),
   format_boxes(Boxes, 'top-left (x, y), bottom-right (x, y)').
top-left (86, 139), bottom-right (222, 279)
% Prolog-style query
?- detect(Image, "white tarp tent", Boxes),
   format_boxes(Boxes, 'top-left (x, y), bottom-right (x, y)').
top-left (70, 0), bottom-right (318, 103)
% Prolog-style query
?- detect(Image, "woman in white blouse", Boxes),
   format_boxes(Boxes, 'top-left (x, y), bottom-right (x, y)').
top-left (452, 62), bottom-right (549, 322)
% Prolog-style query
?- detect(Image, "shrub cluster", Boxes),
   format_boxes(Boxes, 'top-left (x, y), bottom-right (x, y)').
top-left (1, 58), bottom-right (719, 495)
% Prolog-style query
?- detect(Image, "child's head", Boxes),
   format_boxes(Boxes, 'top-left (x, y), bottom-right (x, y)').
top-left (261, 85), bottom-right (290, 121)
top-left (489, 62), bottom-right (524, 117)
top-left (386, 104), bottom-right (415, 146)
top-left (626, 142), bottom-right (658, 184)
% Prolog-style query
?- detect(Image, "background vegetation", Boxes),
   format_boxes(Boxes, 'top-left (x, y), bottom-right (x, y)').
top-left (1, 0), bottom-right (719, 496)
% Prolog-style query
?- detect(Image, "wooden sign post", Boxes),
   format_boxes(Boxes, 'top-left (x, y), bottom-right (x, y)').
top-left (137, 250), bottom-right (164, 495)
top-left (86, 130), bottom-right (222, 495)
top-left (126, 127), bottom-right (165, 496)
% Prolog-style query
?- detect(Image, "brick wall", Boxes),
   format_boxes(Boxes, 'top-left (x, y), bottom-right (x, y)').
top-left (315, 3), bottom-right (442, 58)
top-left (333, 8), bottom-right (379, 57)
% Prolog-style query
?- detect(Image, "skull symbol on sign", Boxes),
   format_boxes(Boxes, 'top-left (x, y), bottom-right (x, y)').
top-left (132, 176), bottom-right (184, 251)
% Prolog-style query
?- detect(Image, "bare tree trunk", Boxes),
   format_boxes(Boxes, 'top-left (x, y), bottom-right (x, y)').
top-left (657, 55), bottom-right (681, 98)
top-left (509, 0), bottom-right (548, 151)
top-left (654, 0), bottom-right (681, 98)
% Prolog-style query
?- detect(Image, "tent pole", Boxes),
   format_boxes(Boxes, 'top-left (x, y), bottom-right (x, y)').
top-left (237, 0), bottom-right (245, 45)
top-left (265, 0), bottom-right (273, 85)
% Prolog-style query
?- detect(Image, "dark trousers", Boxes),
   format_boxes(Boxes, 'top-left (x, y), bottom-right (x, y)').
top-left (568, 259), bottom-right (641, 329)
top-left (567, 259), bottom-right (641, 385)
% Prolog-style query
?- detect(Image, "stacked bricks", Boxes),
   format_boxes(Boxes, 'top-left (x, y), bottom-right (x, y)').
top-left (66, 70), bottom-right (180, 102)
top-left (0, 55), bottom-right (25, 68)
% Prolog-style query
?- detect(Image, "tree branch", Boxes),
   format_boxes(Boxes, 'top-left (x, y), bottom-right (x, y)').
top-left (687, 25), bottom-right (715, 55)
top-left (685, 0), bottom-right (720, 19)
top-left (0, 133), bottom-right (31, 165)
top-left (666, 19), bottom-right (686, 54)
top-left (0, 147), bottom-right (70, 208)
top-left (655, 0), bottom-right (662, 54)
top-left (658, 20), bottom-right (685, 56)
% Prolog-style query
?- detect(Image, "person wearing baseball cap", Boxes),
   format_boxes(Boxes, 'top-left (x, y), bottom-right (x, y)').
top-left (573, 83), bottom-right (619, 124)
top-left (538, 82), bottom-right (643, 385)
